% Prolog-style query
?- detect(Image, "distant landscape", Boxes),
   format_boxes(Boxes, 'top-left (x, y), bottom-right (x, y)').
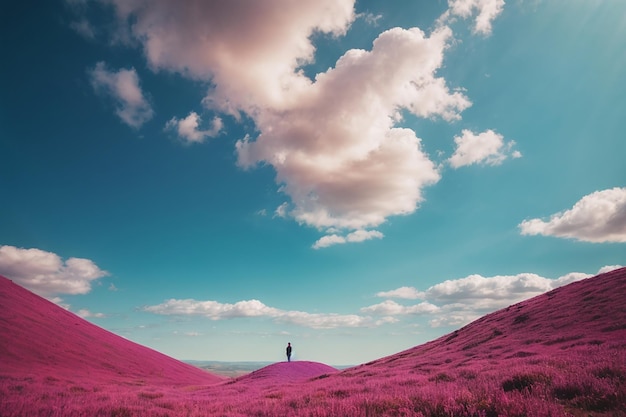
top-left (186, 361), bottom-right (354, 378)
top-left (185, 361), bottom-right (273, 378)
top-left (1, 267), bottom-right (625, 416)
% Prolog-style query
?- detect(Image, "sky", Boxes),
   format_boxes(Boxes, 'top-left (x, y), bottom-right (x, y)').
top-left (1, 0), bottom-right (625, 366)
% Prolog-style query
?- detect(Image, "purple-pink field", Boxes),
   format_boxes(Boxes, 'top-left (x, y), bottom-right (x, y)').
top-left (1, 268), bottom-right (625, 417)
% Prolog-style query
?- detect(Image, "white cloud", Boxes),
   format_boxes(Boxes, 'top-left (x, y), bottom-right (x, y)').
top-left (0, 245), bottom-right (109, 297)
top-left (598, 265), bottom-right (623, 274)
top-left (424, 272), bottom-right (591, 307)
top-left (448, 129), bottom-right (520, 168)
top-left (143, 298), bottom-right (379, 330)
top-left (89, 62), bottom-right (154, 128)
top-left (313, 230), bottom-right (384, 249)
top-left (237, 27), bottom-right (466, 233)
top-left (519, 187), bottom-right (626, 243)
top-left (376, 286), bottom-right (425, 299)
top-left (357, 12), bottom-right (383, 26)
top-left (430, 312), bottom-right (480, 328)
top-left (361, 300), bottom-right (440, 315)
top-left (274, 203), bottom-right (289, 219)
top-left (443, 0), bottom-right (505, 36)
top-left (276, 311), bottom-right (375, 329)
top-left (76, 308), bottom-right (106, 318)
top-left (144, 299), bottom-right (281, 319)
top-left (107, 0), bottom-right (355, 112)
top-left (165, 112), bottom-right (223, 144)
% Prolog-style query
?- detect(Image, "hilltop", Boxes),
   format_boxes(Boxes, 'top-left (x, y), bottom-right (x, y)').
top-left (231, 361), bottom-right (338, 385)
top-left (357, 265), bottom-right (626, 374)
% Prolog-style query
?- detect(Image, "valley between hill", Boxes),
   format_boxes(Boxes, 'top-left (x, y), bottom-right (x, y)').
top-left (1, 268), bottom-right (625, 416)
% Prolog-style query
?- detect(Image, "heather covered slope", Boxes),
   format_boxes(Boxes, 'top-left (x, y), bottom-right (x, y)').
top-left (198, 267), bottom-right (625, 416)
top-left (0, 276), bottom-right (222, 386)
top-left (362, 265), bottom-right (626, 373)
top-left (1, 269), bottom-right (625, 416)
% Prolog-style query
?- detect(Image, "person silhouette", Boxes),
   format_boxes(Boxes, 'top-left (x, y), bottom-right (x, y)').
top-left (286, 342), bottom-right (292, 362)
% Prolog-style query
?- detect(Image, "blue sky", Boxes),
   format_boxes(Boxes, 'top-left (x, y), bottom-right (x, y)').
top-left (1, 0), bottom-right (624, 365)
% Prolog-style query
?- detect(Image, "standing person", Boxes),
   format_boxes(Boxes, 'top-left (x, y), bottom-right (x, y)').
top-left (286, 342), bottom-right (292, 362)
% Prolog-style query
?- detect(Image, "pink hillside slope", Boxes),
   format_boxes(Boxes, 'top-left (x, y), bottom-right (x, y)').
top-left (0, 276), bottom-right (222, 386)
top-left (346, 266), bottom-right (626, 377)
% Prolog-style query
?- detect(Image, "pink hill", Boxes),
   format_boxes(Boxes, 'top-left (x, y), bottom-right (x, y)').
top-left (353, 266), bottom-right (626, 374)
top-left (232, 361), bottom-right (338, 385)
top-left (1, 268), bottom-right (625, 416)
top-left (0, 276), bottom-right (222, 386)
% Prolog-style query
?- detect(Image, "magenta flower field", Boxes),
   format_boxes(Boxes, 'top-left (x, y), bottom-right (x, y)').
top-left (1, 268), bottom-right (624, 416)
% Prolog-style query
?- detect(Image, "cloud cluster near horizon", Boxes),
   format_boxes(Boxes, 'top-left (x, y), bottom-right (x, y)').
top-left (519, 187), bottom-right (626, 243)
top-left (142, 266), bottom-right (622, 330)
top-left (368, 265), bottom-right (622, 327)
top-left (143, 298), bottom-right (390, 330)
top-left (71, 0), bottom-right (517, 247)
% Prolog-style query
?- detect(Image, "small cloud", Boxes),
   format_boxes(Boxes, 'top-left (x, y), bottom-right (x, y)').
top-left (108, 283), bottom-right (118, 291)
top-left (165, 112), bottom-right (223, 144)
top-left (274, 203), bottom-right (289, 219)
top-left (76, 308), bottom-right (106, 318)
top-left (0, 245), bottom-right (109, 297)
top-left (448, 129), bottom-right (520, 168)
top-left (70, 18), bottom-right (96, 39)
top-left (519, 187), bottom-right (626, 243)
top-left (313, 230), bottom-right (383, 249)
top-left (598, 265), bottom-right (623, 274)
top-left (442, 0), bottom-right (505, 36)
top-left (50, 297), bottom-right (71, 310)
top-left (361, 300), bottom-right (440, 316)
top-left (376, 286), bottom-right (425, 300)
top-left (430, 312), bottom-right (479, 328)
top-left (89, 62), bottom-right (154, 128)
top-left (356, 12), bottom-right (383, 26)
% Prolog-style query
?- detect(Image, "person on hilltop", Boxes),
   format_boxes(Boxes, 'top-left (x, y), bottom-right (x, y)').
top-left (286, 342), bottom-right (292, 362)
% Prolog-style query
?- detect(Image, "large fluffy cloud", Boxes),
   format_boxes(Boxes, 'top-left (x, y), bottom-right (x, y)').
top-left (0, 245), bottom-right (109, 296)
top-left (89, 0), bottom-right (512, 245)
top-left (237, 27), bottom-right (467, 231)
top-left (519, 187), bottom-right (626, 243)
top-left (143, 298), bottom-right (384, 330)
top-left (89, 62), bottom-right (154, 128)
top-left (106, 0), bottom-right (355, 113)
